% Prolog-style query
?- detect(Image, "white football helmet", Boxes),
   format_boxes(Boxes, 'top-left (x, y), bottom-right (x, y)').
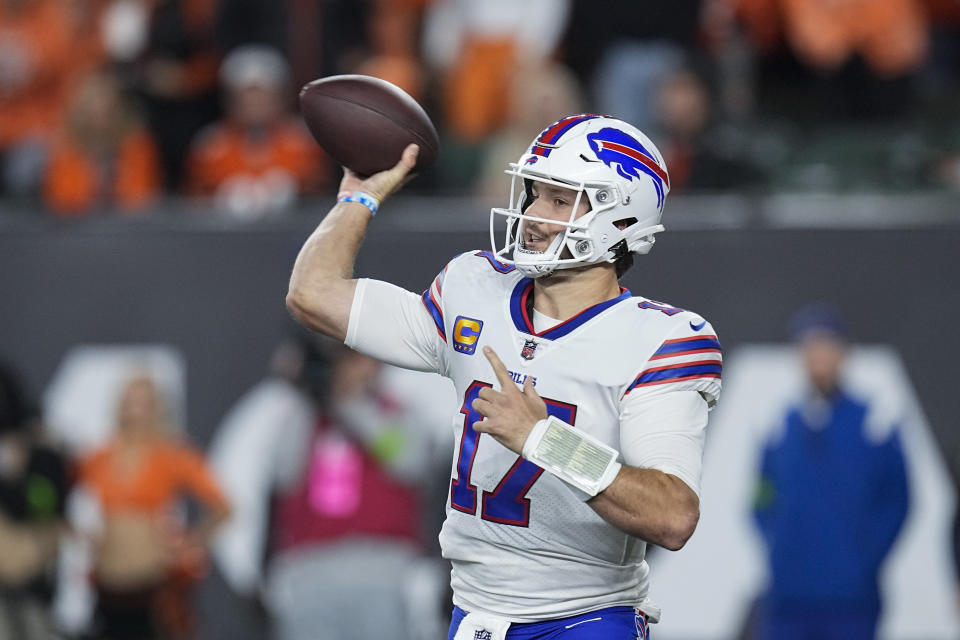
top-left (490, 114), bottom-right (670, 278)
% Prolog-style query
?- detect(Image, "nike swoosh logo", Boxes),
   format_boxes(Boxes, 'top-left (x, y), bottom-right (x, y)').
top-left (565, 617), bottom-right (602, 629)
top-left (690, 320), bottom-right (706, 331)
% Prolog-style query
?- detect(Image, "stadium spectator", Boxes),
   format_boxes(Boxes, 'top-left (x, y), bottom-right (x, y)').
top-left (43, 67), bottom-right (162, 216)
top-left (564, 0), bottom-right (704, 135)
top-left (185, 45), bottom-right (327, 218)
top-left (353, 0), bottom-right (427, 102)
top-left (0, 0), bottom-right (78, 199)
top-left (0, 362), bottom-right (69, 640)
top-left (779, 0), bottom-right (927, 79)
top-left (653, 64), bottom-right (764, 191)
top-left (751, 304), bottom-right (910, 640)
top-left (207, 336), bottom-right (318, 601)
top-left (78, 374), bottom-right (230, 640)
top-left (265, 339), bottom-right (447, 640)
top-left (213, 0), bottom-right (368, 91)
top-left (422, 0), bottom-right (571, 144)
top-left (727, 0), bottom-right (930, 120)
top-left (128, 0), bottom-right (221, 190)
top-left (210, 334), bottom-right (449, 640)
top-left (475, 61), bottom-right (584, 199)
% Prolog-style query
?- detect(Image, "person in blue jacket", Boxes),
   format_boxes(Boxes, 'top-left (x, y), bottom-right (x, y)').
top-left (752, 304), bottom-right (910, 640)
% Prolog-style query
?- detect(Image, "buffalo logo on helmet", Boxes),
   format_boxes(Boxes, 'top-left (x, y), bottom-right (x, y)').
top-left (586, 128), bottom-right (670, 210)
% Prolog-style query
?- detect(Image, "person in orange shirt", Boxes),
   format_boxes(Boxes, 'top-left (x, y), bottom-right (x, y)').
top-left (0, 0), bottom-right (78, 198)
top-left (354, 0), bottom-right (427, 103)
top-left (43, 68), bottom-right (162, 216)
top-left (724, 0), bottom-right (928, 77)
top-left (185, 45), bottom-right (328, 218)
top-left (78, 374), bottom-right (230, 640)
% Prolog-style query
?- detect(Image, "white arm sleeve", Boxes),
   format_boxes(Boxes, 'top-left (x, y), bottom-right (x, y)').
top-left (619, 389), bottom-right (708, 498)
top-left (345, 278), bottom-right (444, 374)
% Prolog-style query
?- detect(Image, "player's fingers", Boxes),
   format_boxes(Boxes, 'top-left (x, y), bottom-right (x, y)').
top-left (387, 144), bottom-right (418, 178)
top-left (523, 376), bottom-right (545, 402)
top-left (472, 397), bottom-right (494, 417)
top-left (400, 143), bottom-right (419, 168)
top-left (477, 387), bottom-right (501, 403)
top-left (471, 418), bottom-right (489, 433)
top-left (521, 376), bottom-right (546, 408)
top-left (521, 376), bottom-right (536, 396)
top-left (482, 347), bottom-right (516, 392)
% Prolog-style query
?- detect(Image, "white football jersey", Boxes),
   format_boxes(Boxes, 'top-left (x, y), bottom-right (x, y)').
top-left (346, 250), bottom-right (722, 622)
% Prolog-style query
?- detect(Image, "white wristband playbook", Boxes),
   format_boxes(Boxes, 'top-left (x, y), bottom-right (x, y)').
top-left (522, 415), bottom-right (622, 500)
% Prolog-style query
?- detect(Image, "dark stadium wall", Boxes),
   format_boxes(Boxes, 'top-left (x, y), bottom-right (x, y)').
top-left (0, 217), bottom-right (956, 475)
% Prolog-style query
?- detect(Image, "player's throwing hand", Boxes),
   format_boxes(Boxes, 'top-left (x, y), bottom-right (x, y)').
top-left (471, 346), bottom-right (548, 455)
top-left (338, 143), bottom-right (419, 203)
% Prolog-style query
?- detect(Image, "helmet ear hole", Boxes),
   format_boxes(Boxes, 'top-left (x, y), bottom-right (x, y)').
top-left (612, 217), bottom-right (638, 231)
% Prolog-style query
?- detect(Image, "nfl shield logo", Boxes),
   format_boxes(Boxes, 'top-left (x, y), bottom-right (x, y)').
top-left (521, 339), bottom-right (538, 360)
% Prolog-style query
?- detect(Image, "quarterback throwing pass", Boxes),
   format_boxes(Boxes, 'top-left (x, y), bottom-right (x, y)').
top-left (287, 114), bottom-right (722, 640)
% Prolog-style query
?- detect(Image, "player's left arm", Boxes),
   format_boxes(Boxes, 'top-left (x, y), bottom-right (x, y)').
top-left (589, 390), bottom-right (707, 550)
top-left (472, 347), bottom-right (708, 550)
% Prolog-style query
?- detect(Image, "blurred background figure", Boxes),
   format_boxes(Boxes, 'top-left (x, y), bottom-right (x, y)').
top-left (354, 0), bottom-right (427, 103)
top-left (715, 0), bottom-right (928, 121)
top-left (422, 0), bottom-right (571, 188)
top-left (653, 62), bottom-right (764, 192)
top-left (474, 61), bottom-right (584, 200)
top-left (774, 0), bottom-right (927, 120)
top-left (185, 44), bottom-right (327, 218)
top-left (210, 333), bottom-right (452, 640)
top-left (423, 0), bottom-right (570, 144)
top-left (207, 337), bottom-right (315, 607)
top-left (751, 304), bottom-right (910, 640)
top-left (111, 0), bottom-right (221, 191)
top-left (42, 67), bottom-right (162, 216)
top-left (565, 0), bottom-right (702, 135)
top-left (0, 0), bottom-right (78, 201)
top-left (0, 362), bottom-right (69, 640)
top-left (77, 373), bottom-right (230, 640)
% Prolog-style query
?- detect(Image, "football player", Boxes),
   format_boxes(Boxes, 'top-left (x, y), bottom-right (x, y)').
top-left (287, 114), bottom-right (722, 639)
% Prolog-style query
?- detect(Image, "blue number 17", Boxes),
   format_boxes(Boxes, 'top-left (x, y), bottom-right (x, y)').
top-left (450, 381), bottom-right (577, 527)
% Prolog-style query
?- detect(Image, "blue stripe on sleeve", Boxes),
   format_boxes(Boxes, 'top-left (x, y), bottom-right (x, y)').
top-left (631, 362), bottom-right (722, 389)
top-left (421, 289), bottom-right (446, 338)
top-left (652, 337), bottom-right (722, 357)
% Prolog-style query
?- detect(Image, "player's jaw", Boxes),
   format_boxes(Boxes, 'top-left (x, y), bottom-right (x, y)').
top-left (520, 223), bottom-right (558, 253)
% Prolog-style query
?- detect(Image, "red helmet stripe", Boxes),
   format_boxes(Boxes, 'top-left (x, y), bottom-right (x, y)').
top-left (537, 113), bottom-right (601, 145)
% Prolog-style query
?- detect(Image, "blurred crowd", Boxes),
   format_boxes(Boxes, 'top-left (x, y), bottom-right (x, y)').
top-left (0, 332), bottom-right (453, 640)
top-left (0, 361), bottom-right (232, 640)
top-left (0, 0), bottom-right (959, 220)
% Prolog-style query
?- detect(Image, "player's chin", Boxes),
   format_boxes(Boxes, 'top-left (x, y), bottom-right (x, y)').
top-left (520, 236), bottom-right (552, 253)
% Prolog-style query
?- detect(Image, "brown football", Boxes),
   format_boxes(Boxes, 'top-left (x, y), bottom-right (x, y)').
top-left (299, 75), bottom-right (439, 177)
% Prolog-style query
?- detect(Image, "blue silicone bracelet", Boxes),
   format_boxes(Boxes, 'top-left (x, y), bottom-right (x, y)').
top-left (337, 191), bottom-right (380, 216)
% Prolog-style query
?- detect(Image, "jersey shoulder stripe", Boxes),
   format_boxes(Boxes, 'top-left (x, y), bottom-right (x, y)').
top-left (625, 359), bottom-right (722, 393)
top-left (622, 311), bottom-right (723, 399)
top-left (473, 250), bottom-right (516, 274)
top-left (649, 334), bottom-right (722, 360)
top-left (420, 253), bottom-right (480, 342)
top-left (419, 250), bottom-right (512, 342)
top-left (420, 286), bottom-right (446, 341)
